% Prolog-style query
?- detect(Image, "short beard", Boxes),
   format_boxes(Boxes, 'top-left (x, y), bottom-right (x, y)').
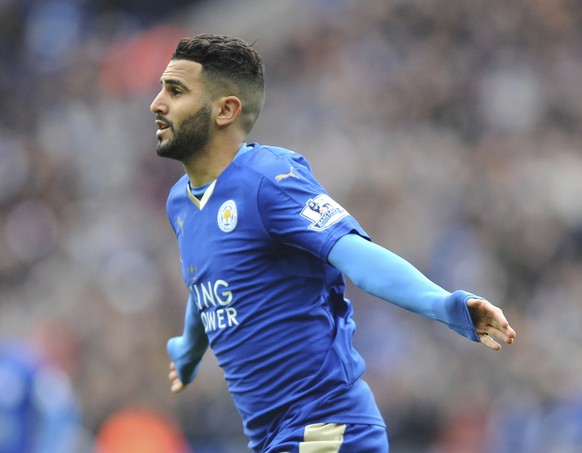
top-left (156, 104), bottom-right (212, 162)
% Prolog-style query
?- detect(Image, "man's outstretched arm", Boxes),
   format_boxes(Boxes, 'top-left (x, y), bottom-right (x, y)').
top-left (167, 294), bottom-right (209, 393)
top-left (328, 233), bottom-right (516, 350)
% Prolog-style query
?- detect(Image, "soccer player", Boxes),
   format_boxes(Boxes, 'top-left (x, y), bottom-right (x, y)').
top-left (150, 34), bottom-right (516, 453)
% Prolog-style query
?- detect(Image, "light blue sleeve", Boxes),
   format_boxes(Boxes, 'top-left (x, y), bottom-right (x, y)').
top-left (166, 293), bottom-right (210, 385)
top-left (328, 234), bottom-right (480, 342)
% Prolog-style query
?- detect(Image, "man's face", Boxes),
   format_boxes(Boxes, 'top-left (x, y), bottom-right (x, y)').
top-left (150, 59), bottom-right (212, 161)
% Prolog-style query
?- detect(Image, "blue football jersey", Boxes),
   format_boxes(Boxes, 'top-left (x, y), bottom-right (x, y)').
top-left (166, 143), bottom-right (385, 450)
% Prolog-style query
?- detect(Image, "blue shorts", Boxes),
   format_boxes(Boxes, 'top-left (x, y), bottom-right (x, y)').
top-left (262, 422), bottom-right (389, 453)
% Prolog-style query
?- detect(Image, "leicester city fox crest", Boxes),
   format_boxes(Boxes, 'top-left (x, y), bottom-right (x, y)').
top-left (300, 194), bottom-right (348, 231)
top-left (217, 200), bottom-right (238, 233)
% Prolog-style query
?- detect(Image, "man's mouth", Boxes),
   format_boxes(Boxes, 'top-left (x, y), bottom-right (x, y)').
top-left (155, 118), bottom-right (171, 139)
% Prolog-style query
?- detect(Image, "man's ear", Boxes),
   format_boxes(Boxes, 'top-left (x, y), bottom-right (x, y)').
top-left (215, 96), bottom-right (242, 127)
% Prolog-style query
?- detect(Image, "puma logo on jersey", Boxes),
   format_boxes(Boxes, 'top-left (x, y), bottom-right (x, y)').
top-left (275, 166), bottom-right (300, 182)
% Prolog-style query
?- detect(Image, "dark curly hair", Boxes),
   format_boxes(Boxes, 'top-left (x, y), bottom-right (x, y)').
top-left (172, 34), bottom-right (265, 133)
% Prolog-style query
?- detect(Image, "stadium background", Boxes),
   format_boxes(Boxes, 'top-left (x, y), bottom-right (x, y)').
top-left (1, 0), bottom-right (581, 451)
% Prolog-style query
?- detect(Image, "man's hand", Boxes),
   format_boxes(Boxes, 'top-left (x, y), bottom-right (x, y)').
top-left (169, 362), bottom-right (187, 393)
top-left (467, 298), bottom-right (516, 350)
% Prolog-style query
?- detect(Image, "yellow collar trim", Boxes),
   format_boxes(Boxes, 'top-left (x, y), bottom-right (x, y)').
top-left (187, 180), bottom-right (216, 210)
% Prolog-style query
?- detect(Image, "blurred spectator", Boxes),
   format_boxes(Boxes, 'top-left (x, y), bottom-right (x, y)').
top-left (0, 336), bottom-right (87, 452)
top-left (94, 407), bottom-right (190, 453)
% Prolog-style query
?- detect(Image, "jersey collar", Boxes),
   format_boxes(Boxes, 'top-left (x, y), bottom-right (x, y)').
top-left (185, 143), bottom-right (253, 210)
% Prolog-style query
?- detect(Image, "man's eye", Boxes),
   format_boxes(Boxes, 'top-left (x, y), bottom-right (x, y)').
top-left (171, 88), bottom-right (182, 96)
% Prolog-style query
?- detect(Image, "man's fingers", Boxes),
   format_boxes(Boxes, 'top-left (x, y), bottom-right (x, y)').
top-left (479, 333), bottom-right (502, 351)
top-left (467, 298), bottom-right (517, 349)
top-left (171, 380), bottom-right (186, 394)
top-left (169, 362), bottom-right (186, 393)
top-left (490, 321), bottom-right (516, 343)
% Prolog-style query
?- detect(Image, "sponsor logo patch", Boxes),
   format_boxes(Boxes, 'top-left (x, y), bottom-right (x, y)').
top-left (300, 194), bottom-right (348, 231)
top-left (217, 200), bottom-right (238, 233)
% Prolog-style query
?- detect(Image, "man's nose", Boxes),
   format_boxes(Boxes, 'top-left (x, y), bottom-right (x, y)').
top-left (150, 92), bottom-right (167, 114)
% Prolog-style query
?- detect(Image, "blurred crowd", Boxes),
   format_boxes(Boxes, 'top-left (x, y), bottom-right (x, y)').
top-left (1, 0), bottom-right (582, 451)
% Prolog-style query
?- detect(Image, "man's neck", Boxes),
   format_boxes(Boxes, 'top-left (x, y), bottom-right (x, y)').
top-left (182, 138), bottom-right (245, 187)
